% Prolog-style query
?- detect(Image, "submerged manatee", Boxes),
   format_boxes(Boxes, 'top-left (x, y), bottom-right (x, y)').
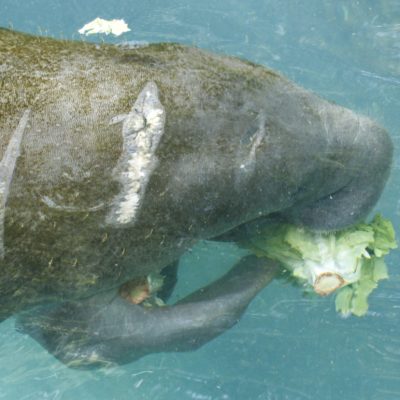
top-left (0, 28), bottom-right (393, 367)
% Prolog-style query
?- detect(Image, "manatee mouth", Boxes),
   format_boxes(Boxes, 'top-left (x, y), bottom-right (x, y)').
top-left (16, 255), bottom-right (278, 369)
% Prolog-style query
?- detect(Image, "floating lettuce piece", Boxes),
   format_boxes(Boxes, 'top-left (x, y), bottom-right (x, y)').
top-left (78, 18), bottom-right (131, 36)
top-left (244, 214), bottom-right (396, 316)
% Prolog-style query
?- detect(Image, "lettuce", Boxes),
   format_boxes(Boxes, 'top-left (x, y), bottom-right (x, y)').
top-left (245, 214), bottom-right (397, 316)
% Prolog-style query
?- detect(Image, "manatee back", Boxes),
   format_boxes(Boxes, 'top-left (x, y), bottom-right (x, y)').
top-left (0, 29), bottom-right (281, 316)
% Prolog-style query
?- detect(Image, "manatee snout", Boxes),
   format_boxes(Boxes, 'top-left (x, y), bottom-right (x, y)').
top-left (285, 112), bottom-right (393, 231)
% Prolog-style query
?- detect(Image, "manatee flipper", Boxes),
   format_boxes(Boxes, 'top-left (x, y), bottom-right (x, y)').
top-left (16, 256), bottom-right (278, 368)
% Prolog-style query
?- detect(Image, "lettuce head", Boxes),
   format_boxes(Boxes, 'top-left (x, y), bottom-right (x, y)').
top-left (244, 214), bottom-right (397, 316)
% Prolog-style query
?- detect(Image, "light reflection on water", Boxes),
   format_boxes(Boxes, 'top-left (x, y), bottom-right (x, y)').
top-left (0, 1), bottom-right (399, 399)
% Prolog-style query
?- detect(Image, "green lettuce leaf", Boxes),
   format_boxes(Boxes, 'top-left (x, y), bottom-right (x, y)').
top-left (244, 214), bottom-right (397, 316)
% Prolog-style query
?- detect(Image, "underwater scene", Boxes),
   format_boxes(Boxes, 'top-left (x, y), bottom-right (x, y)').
top-left (0, 0), bottom-right (399, 399)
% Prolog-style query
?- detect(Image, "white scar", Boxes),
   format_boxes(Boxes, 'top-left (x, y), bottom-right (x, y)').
top-left (0, 109), bottom-right (30, 257)
top-left (107, 82), bottom-right (165, 225)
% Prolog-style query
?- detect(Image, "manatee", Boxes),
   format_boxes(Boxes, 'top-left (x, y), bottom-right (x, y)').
top-left (0, 28), bottom-right (393, 368)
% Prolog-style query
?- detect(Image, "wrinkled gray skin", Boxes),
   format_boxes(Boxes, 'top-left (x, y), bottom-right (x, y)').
top-left (0, 29), bottom-right (393, 368)
top-left (18, 255), bottom-right (278, 368)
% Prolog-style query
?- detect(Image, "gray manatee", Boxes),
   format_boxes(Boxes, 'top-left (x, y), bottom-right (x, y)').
top-left (0, 28), bottom-right (393, 368)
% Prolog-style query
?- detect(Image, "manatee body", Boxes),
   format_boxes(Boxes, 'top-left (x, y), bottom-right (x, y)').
top-left (0, 28), bottom-right (393, 367)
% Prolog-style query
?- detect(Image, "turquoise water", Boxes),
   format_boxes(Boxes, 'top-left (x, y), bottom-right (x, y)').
top-left (1, 1), bottom-right (400, 399)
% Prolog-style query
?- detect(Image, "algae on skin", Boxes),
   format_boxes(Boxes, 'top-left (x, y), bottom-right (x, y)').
top-left (0, 28), bottom-right (279, 315)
